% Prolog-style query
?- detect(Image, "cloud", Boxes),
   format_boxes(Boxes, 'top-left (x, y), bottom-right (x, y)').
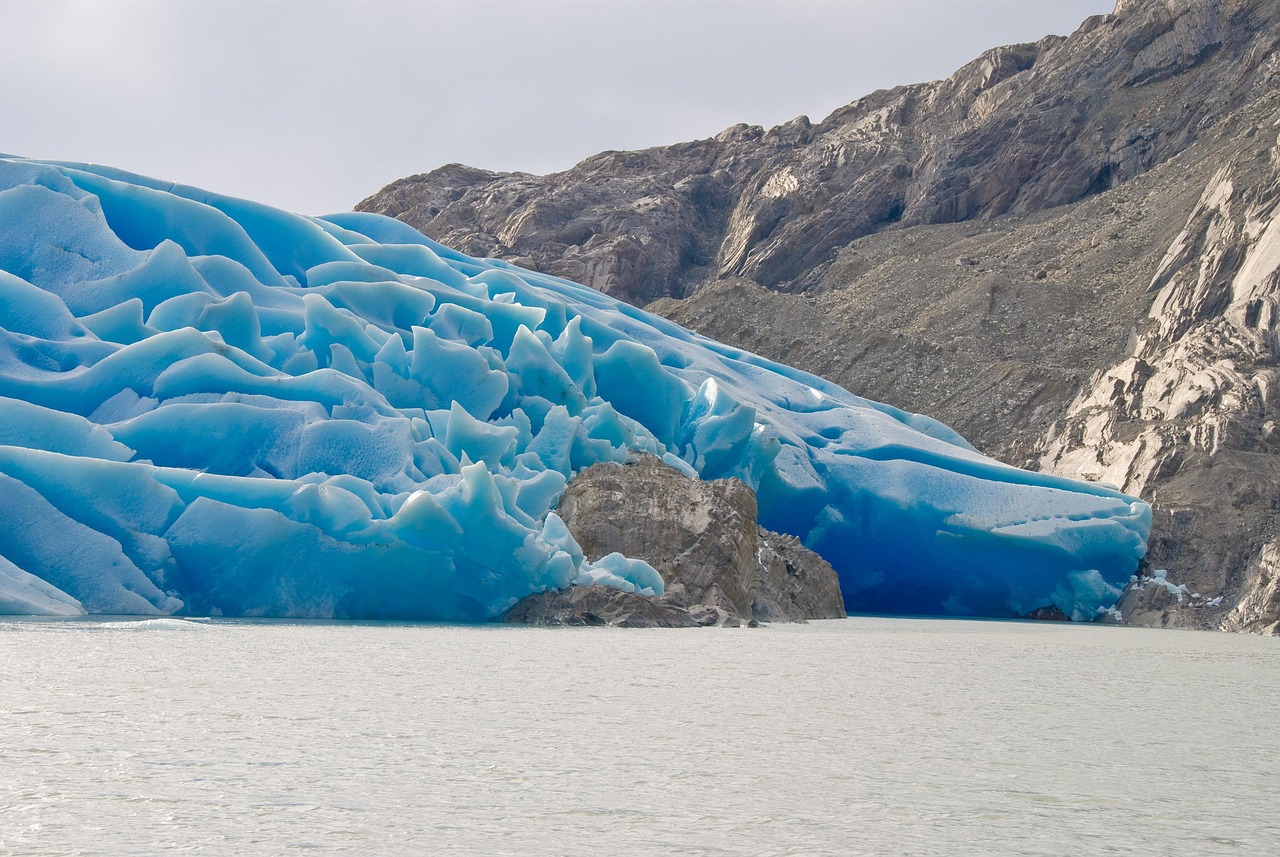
top-left (0, 0), bottom-right (1113, 214)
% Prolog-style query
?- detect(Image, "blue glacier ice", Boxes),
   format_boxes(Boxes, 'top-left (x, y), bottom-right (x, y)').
top-left (0, 155), bottom-right (1150, 621)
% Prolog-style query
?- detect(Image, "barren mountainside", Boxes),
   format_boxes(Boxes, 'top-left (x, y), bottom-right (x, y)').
top-left (360, 0), bottom-right (1280, 633)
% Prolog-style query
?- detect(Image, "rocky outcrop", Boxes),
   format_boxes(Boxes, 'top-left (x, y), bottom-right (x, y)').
top-left (359, 0), bottom-right (1278, 307)
top-left (503, 584), bottom-right (694, 628)
top-left (504, 454), bottom-right (845, 627)
top-left (1037, 108), bottom-right (1280, 635)
top-left (751, 532), bottom-right (846, 625)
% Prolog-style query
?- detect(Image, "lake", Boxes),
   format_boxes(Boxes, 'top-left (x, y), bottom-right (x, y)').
top-left (1, 616), bottom-right (1276, 856)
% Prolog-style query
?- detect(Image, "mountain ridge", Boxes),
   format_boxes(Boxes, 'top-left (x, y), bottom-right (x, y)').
top-left (359, 0), bottom-right (1271, 304)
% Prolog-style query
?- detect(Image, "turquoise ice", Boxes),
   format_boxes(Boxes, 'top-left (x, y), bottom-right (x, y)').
top-left (0, 156), bottom-right (1149, 621)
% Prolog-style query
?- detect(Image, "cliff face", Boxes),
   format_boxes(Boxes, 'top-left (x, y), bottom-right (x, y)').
top-left (1040, 116), bottom-right (1280, 635)
top-left (505, 454), bottom-right (845, 627)
top-left (359, 0), bottom-right (1275, 306)
top-left (362, 0), bottom-right (1280, 632)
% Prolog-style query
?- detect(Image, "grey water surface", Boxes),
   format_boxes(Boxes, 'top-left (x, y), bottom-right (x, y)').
top-left (1, 616), bottom-right (1276, 856)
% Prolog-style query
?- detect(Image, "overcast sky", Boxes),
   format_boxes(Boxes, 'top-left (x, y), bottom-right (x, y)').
top-left (2, 0), bottom-right (1113, 215)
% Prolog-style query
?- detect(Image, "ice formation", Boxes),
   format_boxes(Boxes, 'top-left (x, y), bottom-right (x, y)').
top-left (0, 155), bottom-right (1150, 621)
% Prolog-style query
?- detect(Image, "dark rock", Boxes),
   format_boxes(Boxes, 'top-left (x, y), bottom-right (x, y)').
top-left (753, 530), bottom-right (847, 622)
top-left (504, 454), bottom-right (845, 627)
top-left (502, 584), bottom-right (693, 628)
top-left (1023, 605), bottom-right (1072, 622)
top-left (556, 453), bottom-right (759, 618)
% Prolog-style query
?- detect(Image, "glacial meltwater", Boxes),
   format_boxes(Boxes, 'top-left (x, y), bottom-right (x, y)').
top-left (1, 618), bottom-right (1276, 856)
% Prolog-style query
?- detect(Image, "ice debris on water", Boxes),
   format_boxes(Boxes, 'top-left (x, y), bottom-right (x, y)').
top-left (0, 156), bottom-right (1151, 621)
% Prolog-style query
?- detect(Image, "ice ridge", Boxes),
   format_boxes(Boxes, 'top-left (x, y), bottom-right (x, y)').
top-left (0, 156), bottom-right (1150, 621)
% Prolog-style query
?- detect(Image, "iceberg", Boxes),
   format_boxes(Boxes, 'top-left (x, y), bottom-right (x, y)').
top-left (0, 155), bottom-right (1149, 621)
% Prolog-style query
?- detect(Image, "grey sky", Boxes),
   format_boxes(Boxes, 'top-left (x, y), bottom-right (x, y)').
top-left (2, 0), bottom-right (1113, 215)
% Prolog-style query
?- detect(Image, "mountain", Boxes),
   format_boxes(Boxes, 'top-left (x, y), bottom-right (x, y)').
top-left (0, 157), bottom-right (1146, 621)
top-left (357, 0), bottom-right (1280, 633)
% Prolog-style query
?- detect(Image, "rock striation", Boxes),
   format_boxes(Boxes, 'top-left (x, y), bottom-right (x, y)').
top-left (1039, 114), bottom-right (1280, 635)
top-left (504, 454), bottom-right (845, 627)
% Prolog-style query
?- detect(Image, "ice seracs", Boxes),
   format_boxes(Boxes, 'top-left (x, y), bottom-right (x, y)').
top-left (0, 156), bottom-right (1150, 621)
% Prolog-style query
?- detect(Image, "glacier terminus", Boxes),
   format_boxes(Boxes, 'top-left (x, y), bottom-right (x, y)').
top-left (0, 156), bottom-right (1150, 621)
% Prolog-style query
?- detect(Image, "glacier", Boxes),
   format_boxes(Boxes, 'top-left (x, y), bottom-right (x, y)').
top-left (0, 155), bottom-right (1150, 621)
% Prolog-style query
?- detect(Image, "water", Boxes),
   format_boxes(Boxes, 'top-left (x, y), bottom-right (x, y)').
top-left (0, 617), bottom-right (1276, 856)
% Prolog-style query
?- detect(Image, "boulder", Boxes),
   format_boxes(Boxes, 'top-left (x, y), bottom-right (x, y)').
top-left (504, 454), bottom-right (845, 627)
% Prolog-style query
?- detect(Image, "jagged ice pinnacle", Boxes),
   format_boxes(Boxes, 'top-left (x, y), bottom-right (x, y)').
top-left (0, 156), bottom-right (1150, 621)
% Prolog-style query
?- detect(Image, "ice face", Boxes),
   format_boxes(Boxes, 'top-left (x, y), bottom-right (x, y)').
top-left (0, 156), bottom-right (1150, 621)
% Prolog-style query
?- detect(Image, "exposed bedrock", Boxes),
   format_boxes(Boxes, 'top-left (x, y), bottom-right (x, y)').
top-left (505, 454), bottom-right (846, 627)
top-left (359, 0), bottom-right (1275, 306)
top-left (1039, 116), bottom-right (1280, 636)
top-left (655, 98), bottom-right (1280, 634)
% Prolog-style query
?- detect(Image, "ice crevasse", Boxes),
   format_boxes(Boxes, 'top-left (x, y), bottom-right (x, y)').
top-left (0, 156), bottom-right (1150, 621)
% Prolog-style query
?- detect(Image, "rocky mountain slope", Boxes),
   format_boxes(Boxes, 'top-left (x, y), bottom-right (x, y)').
top-left (360, 0), bottom-right (1280, 633)
top-left (655, 98), bottom-right (1280, 635)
